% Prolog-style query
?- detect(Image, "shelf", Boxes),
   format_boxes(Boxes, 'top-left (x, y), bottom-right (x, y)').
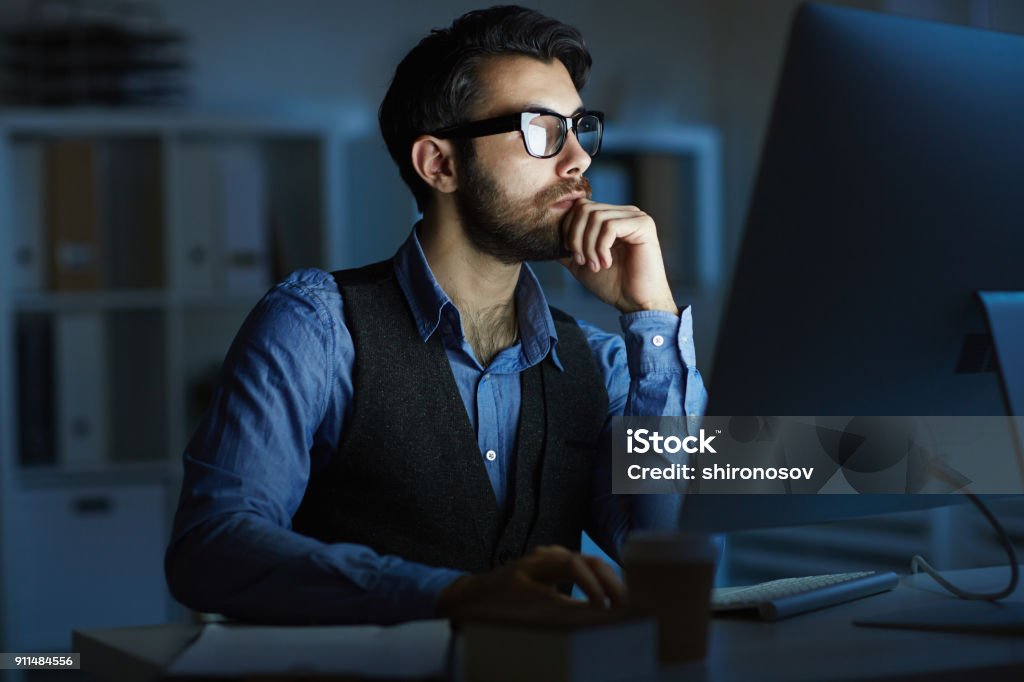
top-left (12, 289), bottom-right (170, 312)
top-left (12, 290), bottom-right (278, 311)
top-left (176, 291), bottom-right (270, 308)
top-left (16, 460), bottom-right (176, 489)
top-left (0, 106), bottom-right (372, 137)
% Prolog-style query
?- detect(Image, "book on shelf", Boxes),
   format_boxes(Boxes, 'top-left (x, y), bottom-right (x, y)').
top-left (20, 137), bottom-right (165, 293)
top-left (16, 314), bottom-right (55, 466)
top-left (10, 140), bottom-right (47, 292)
top-left (100, 139), bottom-right (165, 289)
top-left (176, 140), bottom-right (271, 294)
top-left (45, 139), bottom-right (104, 291)
top-left (25, 136), bottom-right (276, 296)
top-left (455, 601), bottom-right (657, 682)
top-left (54, 312), bottom-right (109, 467)
top-left (106, 311), bottom-right (169, 464)
top-left (217, 141), bottom-right (270, 293)
top-left (176, 142), bottom-right (219, 293)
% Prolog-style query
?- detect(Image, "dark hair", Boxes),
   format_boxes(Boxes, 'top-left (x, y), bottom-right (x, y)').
top-left (378, 5), bottom-right (592, 212)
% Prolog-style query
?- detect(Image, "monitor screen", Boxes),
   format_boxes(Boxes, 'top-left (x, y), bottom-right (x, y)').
top-left (681, 3), bottom-right (1024, 532)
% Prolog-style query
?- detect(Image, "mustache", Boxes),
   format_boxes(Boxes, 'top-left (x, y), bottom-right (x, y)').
top-left (535, 177), bottom-right (592, 207)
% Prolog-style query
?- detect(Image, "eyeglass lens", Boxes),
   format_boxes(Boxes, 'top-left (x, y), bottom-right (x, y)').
top-left (525, 114), bottom-right (601, 157)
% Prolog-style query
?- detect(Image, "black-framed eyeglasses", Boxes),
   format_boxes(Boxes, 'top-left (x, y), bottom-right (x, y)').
top-left (432, 109), bottom-right (604, 159)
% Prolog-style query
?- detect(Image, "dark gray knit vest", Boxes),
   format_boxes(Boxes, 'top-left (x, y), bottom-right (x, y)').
top-left (291, 260), bottom-right (608, 574)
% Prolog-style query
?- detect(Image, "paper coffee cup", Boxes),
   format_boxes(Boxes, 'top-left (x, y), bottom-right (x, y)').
top-left (622, 532), bottom-right (720, 664)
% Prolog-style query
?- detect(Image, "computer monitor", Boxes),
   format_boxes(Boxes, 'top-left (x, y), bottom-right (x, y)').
top-left (680, 3), bottom-right (1024, 532)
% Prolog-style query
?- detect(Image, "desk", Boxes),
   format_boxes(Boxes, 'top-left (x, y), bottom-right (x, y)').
top-left (73, 566), bottom-right (1024, 681)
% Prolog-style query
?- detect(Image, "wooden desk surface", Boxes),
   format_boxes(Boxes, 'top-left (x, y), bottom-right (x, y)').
top-left (74, 566), bottom-right (1024, 682)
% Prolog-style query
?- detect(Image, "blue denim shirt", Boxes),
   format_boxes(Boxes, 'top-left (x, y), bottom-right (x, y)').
top-left (166, 229), bottom-right (707, 624)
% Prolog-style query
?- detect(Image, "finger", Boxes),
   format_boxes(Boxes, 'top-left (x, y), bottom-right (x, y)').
top-left (566, 553), bottom-right (609, 605)
top-left (583, 209), bottom-right (606, 271)
top-left (593, 218), bottom-right (622, 269)
top-left (513, 572), bottom-right (575, 600)
top-left (581, 208), bottom-right (634, 270)
top-left (475, 576), bottom-right (579, 613)
top-left (562, 201), bottom-right (641, 267)
top-left (531, 544), bottom-right (572, 554)
top-left (521, 548), bottom-right (622, 606)
top-left (583, 556), bottom-right (628, 606)
top-left (562, 200), bottom-right (597, 265)
top-left (527, 545), bottom-right (575, 562)
top-left (524, 552), bottom-right (609, 606)
top-left (519, 548), bottom-right (576, 581)
top-left (584, 211), bottom-right (645, 270)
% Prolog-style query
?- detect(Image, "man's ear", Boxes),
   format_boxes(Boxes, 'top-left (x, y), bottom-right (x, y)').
top-left (411, 136), bottom-right (459, 195)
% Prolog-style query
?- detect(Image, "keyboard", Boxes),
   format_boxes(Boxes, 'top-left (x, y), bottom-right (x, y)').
top-left (712, 571), bottom-right (900, 621)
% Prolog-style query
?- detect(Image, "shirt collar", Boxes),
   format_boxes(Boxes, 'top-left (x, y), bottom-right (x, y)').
top-left (392, 226), bottom-right (563, 371)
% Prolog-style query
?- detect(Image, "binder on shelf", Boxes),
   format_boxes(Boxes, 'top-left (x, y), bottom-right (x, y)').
top-left (106, 310), bottom-right (169, 464)
top-left (16, 313), bottom-right (55, 466)
top-left (10, 140), bottom-right (47, 292)
top-left (45, 140), bottom-right (104, 290)
top-left (216, 142), bottom-right (269, 293)
top-left (101, 139), bottom-right (165, 289)
top-left (175, 143), bottom-right (219, 293)
top-left (54, 312), bottom-right (110, 468)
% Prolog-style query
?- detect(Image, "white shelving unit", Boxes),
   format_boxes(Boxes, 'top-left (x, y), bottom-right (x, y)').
top-left (0, 107), bottom-right (371, 651)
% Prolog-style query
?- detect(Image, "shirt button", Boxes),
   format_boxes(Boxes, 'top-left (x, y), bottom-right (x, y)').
top-left (682, 336), bottom-right (688, 343)
top-left (652, 334), bottom-right (665, 347)
top-left (486, 450), bottom-right (497, 461)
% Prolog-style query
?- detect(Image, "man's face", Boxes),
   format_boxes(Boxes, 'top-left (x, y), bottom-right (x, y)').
top-left (453, 55), bottom-right (593, 264)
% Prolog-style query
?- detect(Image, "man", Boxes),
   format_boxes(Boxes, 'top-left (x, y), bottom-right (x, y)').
top-left (166, 5), bottom-right (706, 625)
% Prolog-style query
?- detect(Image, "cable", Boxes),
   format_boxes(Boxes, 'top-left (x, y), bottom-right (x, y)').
top-left (910, 492), bottom-right (1019, 601)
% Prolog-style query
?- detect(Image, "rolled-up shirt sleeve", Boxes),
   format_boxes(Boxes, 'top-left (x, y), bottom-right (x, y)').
top-left (581, 306), bottom-right (708, 564)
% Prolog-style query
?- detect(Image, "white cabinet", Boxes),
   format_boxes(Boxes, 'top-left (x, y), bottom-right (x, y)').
top-left (5, 483), bottom-right (168, 651)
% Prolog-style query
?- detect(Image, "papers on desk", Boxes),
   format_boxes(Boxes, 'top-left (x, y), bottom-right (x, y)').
top-left (165, 620), bottom-right (452, 679)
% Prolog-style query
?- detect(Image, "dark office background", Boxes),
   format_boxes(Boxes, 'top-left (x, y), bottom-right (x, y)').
top-left (1, 0), bottom-right (1024, 660)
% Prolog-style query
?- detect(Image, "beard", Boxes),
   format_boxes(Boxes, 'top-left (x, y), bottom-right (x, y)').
top-left (454, 145), bottom-right (592, 265)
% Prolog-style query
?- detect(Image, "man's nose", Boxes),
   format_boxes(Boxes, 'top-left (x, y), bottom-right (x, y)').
top-left (555, 129), bottom-right (593, 177)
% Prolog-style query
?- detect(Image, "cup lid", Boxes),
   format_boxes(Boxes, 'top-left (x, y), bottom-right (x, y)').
top-left (621, 531), bottom-right (720, 562)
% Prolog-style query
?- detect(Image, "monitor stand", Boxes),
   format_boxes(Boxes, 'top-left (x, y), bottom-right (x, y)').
top-left (979, 291), bottom-right (1024, 417)
top-left (979, 291), bottom-right (1024, 481)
